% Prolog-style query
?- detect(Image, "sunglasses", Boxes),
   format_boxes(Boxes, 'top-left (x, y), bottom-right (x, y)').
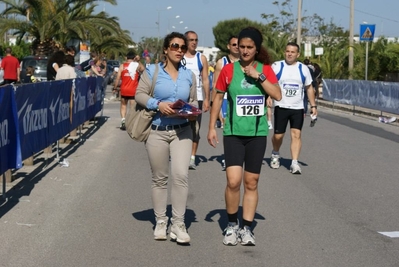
top-left (169, 43), bottom-right (188, 53)
top-left (188, 38), bottom-right (198, 42)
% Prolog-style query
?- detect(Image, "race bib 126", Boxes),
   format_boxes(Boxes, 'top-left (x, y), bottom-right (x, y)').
top-left (236, 95), bottom-right (265, 116)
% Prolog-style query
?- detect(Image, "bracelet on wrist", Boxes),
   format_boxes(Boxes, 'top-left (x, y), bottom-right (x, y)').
top-left (311, 106), bottom-right (317, 109)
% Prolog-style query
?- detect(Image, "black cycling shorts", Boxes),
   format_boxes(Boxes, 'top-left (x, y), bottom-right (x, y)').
top-left (223, 135), bottom-right (267, 174)
top-left (274, 106), bottom-right (304, 134)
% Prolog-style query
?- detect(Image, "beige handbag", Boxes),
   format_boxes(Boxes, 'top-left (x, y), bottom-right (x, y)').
top-left (125, 64), bottom-right (159, 142)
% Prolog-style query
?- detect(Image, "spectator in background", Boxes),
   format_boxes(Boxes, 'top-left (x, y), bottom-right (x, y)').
top-left (303, 59), bottom-right (317, 115)
top-left (47, 51), bottom-right (65, 81)
top-left (23, 66), bottom-right (39, 83)
top-left (56, 55), bottom-right (77, 80)
top-left (90, 57), bottom-right (105, 77)
top-left (65, 46), bottom-right (76, 57)
top-left (1, 47), bottom-right (20, 84)
top-left (145, 55), bottom-right (151, 68)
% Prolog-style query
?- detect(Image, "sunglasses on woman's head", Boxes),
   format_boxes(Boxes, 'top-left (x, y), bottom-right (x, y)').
top-left (169, 43), bottom-right (188, 53)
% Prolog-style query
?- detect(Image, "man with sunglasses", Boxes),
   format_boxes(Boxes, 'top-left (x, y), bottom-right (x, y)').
top-left (184, 31), bottom-right (210, 170)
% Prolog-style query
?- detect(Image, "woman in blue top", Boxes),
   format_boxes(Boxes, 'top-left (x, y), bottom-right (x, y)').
top-left (135, 32), bottom-right (198, 244)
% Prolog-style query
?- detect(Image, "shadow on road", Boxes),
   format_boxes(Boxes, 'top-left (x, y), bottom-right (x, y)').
top-left (0, 117), bottom-right (108, 218)
top-left (204, 206), bottom-right (266, 233)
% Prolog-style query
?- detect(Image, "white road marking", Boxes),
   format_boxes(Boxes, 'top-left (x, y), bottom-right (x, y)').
top-left (378, 231), bottom-right (399, 238)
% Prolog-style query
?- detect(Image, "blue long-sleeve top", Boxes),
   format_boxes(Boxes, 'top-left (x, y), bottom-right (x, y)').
top-left (135, 63), bottom-right (198, 126)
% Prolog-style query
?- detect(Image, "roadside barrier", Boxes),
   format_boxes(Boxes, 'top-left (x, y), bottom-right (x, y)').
top-left (322, 79), bottom-right (399, 115)
top-left (0, 77), bottom-right (104, 193)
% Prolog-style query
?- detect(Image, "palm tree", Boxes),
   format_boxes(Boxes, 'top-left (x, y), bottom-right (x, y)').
top-left (0, 0), bottom-right (125, 56)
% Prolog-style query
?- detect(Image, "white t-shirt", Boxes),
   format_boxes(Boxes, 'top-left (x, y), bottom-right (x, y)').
top-left (272, 60), bottom-right (313, 109)
top-left (184, 52), bottom-right (203, 101)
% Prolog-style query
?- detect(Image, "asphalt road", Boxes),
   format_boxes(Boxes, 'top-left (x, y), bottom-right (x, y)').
top-left (0, 89), bottom-right (398, 267)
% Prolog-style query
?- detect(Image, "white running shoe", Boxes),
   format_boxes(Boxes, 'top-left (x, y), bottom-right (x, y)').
top-left (223, 223), bottom-right (239, 246)
top-left (270, 154), bottom-right (280, 169)
top-left (154, 220), bottom-right (167, 240)
top-left (170, 223), bottom-right (190, 243)
top-left (290, 163), bottom-right (302, 174)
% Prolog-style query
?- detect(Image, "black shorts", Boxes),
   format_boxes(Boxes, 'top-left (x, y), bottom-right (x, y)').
top-left (223, 135), bottom-right (267, 174)
top-left (274, 106), bottom-right (304, 134)
top-left (121, 95), bottom-right (135, 100)
top-left (190, 101), bottom-right (203, 142)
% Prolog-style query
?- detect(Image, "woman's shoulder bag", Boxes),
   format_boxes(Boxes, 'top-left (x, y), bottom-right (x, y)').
top-left (125, 64), bottom-right (159, 142)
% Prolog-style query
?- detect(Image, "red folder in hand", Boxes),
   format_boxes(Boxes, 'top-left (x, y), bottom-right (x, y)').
top-left (170, 99), bottom-right (202, 117)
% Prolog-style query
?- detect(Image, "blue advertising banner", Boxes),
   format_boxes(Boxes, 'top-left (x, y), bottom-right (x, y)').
top-left (15, 83), bottom-right (49, 160)
top-left (71, 78), bottom-right (88, 129)
top-left (95, 77), bottom-right (104, 115)
top-left (48, 80), bottom-right (73, 144)
top-left (86, 77), bottom-right (98, 120)
top-left (0, 86), bottom-right (22, 174)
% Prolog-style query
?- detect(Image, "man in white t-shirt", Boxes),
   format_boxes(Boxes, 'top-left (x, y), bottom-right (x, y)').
top-left (267, 42), bottom-right (318, 174)
top-left (184, 30), bottom-right (210, 170)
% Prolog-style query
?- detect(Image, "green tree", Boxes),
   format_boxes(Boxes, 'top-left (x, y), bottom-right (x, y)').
top-left (0, 0), bottom-right (130, 56)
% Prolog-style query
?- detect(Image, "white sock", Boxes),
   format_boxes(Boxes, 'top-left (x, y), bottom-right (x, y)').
top-left (272, 150), bottom-right (279, 155)
top-left (292, 160), bottom-right (298, 165)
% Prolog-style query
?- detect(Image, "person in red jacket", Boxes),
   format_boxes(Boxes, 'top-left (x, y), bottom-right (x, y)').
top-left (1, 47), bottom-right (20, 84)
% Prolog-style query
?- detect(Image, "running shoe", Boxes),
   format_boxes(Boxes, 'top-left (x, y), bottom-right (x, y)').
top-left (270, 154), bottom-right (280, 169)
top-left (290, 163), bottom-right (302, 174)
top-left (120, 118), bottom-right (126, 131)
top-left (239, 226), bottom-right (255, 246)
top-left (170, 223), bottom-right (190, 243)
top-left (189, 158), bottom-right (196, 170)
top-left (223, 223), bottom-right (239, 246)
top-left (221, 159), bottom-right (226, 171)
top-left (154, 220), bottom-right (167, 240)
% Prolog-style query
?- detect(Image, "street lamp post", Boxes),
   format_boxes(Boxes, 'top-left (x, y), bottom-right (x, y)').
top-left (157, 6), bottom-right (172, 41)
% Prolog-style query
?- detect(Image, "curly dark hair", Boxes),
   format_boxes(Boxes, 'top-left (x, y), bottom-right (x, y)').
top-left (162, 32), bottom-right (187, 51)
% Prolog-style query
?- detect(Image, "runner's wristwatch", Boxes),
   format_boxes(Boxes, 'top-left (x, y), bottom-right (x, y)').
top-left (258, 73), bottom-right (267, 83)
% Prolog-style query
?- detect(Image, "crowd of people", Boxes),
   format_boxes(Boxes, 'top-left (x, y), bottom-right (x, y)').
top-left (1, 26), bottom-right (321, 247)
top-left (125, 26), bottom-right (321, 247)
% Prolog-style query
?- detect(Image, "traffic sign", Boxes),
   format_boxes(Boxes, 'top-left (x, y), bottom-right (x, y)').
top-left (360, 24), bottom-right (376, 41)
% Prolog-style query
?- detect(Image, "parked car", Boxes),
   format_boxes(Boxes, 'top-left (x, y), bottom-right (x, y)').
top-left (19, 56), bottom-right (48, 82)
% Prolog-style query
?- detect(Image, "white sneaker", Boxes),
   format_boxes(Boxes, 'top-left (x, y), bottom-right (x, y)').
top-left (270, 154), bottom-right (280, 169)
top-left (223, 223), bottom-right (239, 246)
top-left (154, 220), bottom-right (167, 240)
top-left (290, 163), bottom-right (302, 174)
top-left (170, 223), bottom-right (190, 243)
top-left (189, 157), bottom-right (196, 170)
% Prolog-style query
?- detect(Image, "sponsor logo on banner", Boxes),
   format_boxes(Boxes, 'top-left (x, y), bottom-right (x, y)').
top-left (49, 96), bottom-right (70, 125)
top-left (73, 87), bottom-right (86, 114)
top-left (17, 99), bottom-right (48, 135)
top-left (87, 86), bottom-right (96, 107)
top-left (0, 119), bottom-right (10, 148)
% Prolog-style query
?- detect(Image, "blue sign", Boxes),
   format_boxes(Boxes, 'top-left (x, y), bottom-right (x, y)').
top-left (360, 24), bottom-right (376, 41)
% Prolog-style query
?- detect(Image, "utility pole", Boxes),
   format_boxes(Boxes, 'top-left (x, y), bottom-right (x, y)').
top-left (348, 0), bottom-right (354, 79)
top-left (296, 0), bottom-right (302, 47)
